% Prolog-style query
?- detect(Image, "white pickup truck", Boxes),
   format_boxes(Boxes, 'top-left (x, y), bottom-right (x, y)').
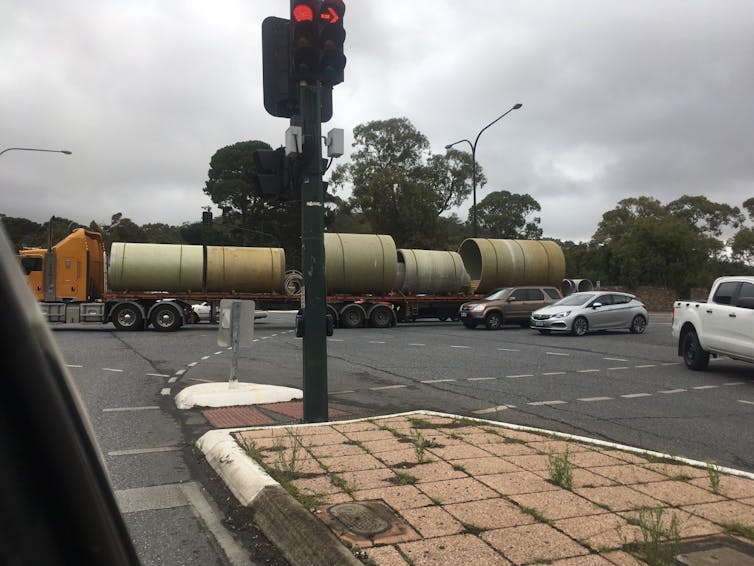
top-left (672, 276), bottom-right (754, 370)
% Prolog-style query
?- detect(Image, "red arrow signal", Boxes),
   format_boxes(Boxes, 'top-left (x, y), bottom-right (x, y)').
top-left (320, 6), bottom-right (340, 24)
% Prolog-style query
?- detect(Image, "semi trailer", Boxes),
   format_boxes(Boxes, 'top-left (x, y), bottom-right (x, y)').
top-left (18, 228), bottom-right (566, 331)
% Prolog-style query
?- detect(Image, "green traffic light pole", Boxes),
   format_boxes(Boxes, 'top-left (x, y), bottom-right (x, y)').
top-left (299, 80), bottom-right (329, 423)
top-left (0, 147), bottom-right (72, 157)
top-left (445, 103), bottom-right (522, 238)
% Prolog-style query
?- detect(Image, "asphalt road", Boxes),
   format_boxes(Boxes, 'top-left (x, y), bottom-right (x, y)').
top-left (50, 312), bottom-right (754, 562)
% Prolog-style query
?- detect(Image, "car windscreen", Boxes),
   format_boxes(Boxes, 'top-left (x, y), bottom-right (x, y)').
top-left (484, 289), bottom-right (509, 301)
top-left (554, 293), bottom-right (596, 306)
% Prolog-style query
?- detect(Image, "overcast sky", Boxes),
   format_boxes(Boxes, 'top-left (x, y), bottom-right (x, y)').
top-left (2, 0), bottom-right (753, 243)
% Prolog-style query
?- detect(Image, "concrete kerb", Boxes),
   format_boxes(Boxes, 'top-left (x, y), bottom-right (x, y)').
top-left (197, 409), bottom-right (754, 565)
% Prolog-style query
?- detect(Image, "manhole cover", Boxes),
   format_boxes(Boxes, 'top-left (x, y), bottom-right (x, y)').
top-left (677, 546), bottom-right (754, 566)
top-left (328, 502), bottom-right (392, 537)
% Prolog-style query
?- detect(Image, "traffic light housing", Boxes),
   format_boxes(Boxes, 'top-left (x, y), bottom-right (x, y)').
top-left (253, 147), bottom-right (296, 202)
top-left (318, 0), bottom-right (346, 85)
top-left (290, 0), bottom-right (321, 82)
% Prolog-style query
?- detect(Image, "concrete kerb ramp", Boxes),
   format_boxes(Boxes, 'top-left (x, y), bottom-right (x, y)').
top-left (175, 382), bottom-right (302, 410)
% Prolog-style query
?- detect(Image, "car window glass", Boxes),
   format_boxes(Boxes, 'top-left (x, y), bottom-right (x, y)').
top-left (611, 294), bottom-right (629, 305)
top-left (557, 293), bottom-right (595, 306)
top-left (713, 281), bottom-right (739, 305)
top-left (738, 282), bottom-right (754, 300)
top-left (20, 256), bottom-right (43, 275)
top-left (529, 289), bottom-right (544, 301)
top-left (545, 288), bottom-right (560, 299)
top-left (594, 294), bottom-right (612, 305)
top-left (510, 289), bottom-right (527, 301)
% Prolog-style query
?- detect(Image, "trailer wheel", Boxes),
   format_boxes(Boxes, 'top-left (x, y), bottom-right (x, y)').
top-left (340, 304), bottom-right (366, 328)
top-left (150, 304), bottom-right (182, 332)
top-left (111, 304), bottom-right (143, 331)
top-left (369, 305), bottom-right (393, 328)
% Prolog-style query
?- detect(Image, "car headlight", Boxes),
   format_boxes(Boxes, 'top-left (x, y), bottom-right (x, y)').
top-left (553, 311), bottom-right (571, 318)
top-left (471, 304), bottom-right (485, 312)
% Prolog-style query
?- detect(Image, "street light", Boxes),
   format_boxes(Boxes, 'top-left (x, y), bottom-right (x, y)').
top-left (0, 147), bottom-right (72, 157)
top-left (445, 103), bottom-right (522, 238)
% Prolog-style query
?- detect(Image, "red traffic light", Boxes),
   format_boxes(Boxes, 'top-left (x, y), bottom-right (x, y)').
top-left (292, 3), bottom-right (315, 22)
top-left (320, 0), bottom-right (344, 24)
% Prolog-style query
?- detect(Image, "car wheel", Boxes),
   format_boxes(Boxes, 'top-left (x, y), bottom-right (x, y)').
top-left (682, 329), bottom-right (709, 370)
top-left (629, 315), bottom-right (647, 334)
top-left (462, 321), bottom-right (477, 329)
top-left (485, 312), bottom-right (503, 330)
top-left (538, 329), bottom-right (551, 335)
top-left (571, 316), bottom-right (589, 336)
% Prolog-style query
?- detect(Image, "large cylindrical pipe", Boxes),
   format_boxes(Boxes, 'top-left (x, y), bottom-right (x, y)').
top-left (205, 246), bottom-right (285, 293)
top-left (457, 238), bottom-right (565, 294)
top-left (396, 249), bottom-right (470, 294)
top-left (108, 242), bottom-right (204, 292)
top-left (324, 233), bottom-right (397, 294)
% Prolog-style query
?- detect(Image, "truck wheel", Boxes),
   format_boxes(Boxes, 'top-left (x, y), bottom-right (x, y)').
top-left (369, 305), bottom-right (393, 328)
top-left (485, 312), bottom-right (503, 330)
top-left (340, 305), bottom-right (366, 328)
top-left (571, 317), bottom-right (589, 336)
top-left (150, 304), bottom-right (182, 332)
top-left (682, 330), bottom-right (709, 370)
top-left (630, 315), bottom-right (647, 334)
top-left (111, 304), bottom-right (143, 331)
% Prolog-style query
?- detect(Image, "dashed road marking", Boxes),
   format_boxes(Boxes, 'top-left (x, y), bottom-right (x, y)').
top-left (175, 369), bottom-right (187, 376)
top-left (604, 357), bottom-right (628, 362)
top-left (103, 368), bottom-right (124, 373)
top-left (621, 393), bottom-right (652, 398)
top-left (146, 373), bottom-right (170, 378)
top-left (421, 379), bottom-right (457, 384)
top-left (659, 389), bottom-right (686, 394)
top-left (661, 362), bottom-right (681, 366)
top-left (546, 352), bottom-right (570, 356)
top-left (369, 385), bottom-right (408, 391)
top-left (635, 364), bottom-right (656, 368)
top-left (497, 348), bottom-right (520, 352)
top-left (65, 364), bottom-right (83, 368)
top-left (201, 355), bottom-right (210, 360)
top-left (450, 345), bottom-right (470, 349)
top-left (108, 446), bottom-right (182, 457)
top-left (468, 377), bottom-right (496, 381)
top-left (528, 400), bottom-right (566, 406)
top-left (578, 396), bottom-right (613, 402)
top-left (103, 406), bottom-right (160, 412)
top-left (160, 387), bottom-right (171, 395)
top-left (473, 405), bottom-right (516, 414)
top-left (187, 362), bottom-right (198, 367)
top-left (724, 382), bottom-right (745, 386)
top-left (693, 385), bottom-right (719, 390)
top-left (329, 390), bottom-right (356, 395)
top-left (542, 371), bottom-right (566, 376)
top-left (408, 343), bottom-right (426, 346)
top-left (168, 377), bottom-right (179, 384)
top-left (369, 341), bottom-right (386, 344)
top-left (608, 367), bottom-right (629, 370)
top-left (577, 369), bottom-right (600, 373)
top-left (328, 339), bottom-right (344, 342)
top-left (214, 351), bottom-right (223, 355)
top-left (506, 374), bottom-right (533, 379)
top-left (739, 400), bottom-right (754, 405)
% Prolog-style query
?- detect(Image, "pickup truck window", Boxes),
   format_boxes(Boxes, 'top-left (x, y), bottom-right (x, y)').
top-left (736, 282), bottom-right (754, 304)
top-left (712, 281), bottom-right (739, 305)
top-left (528, 289), bottom-right (545, 301)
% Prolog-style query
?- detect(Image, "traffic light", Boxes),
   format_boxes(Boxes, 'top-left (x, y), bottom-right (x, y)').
top-left (290, 0), bottom-right (321, 82)
top-left (318, 0), bottom-right (346, 85)
top-left (253, 147), bottom-right (295, 201)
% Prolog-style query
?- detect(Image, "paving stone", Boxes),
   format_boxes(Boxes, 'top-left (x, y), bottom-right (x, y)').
top-left (417, 477), bottom-right (499, 505)
top-left (353, 485), bottom-right (433, 510)
top-left (510, 489), bottom-right (607, 520)
top-left (479, 470), bottom-right (561, 495)
top-left (444, 498), bottom-right (536, 530)
top-left (632, 480), bottom-right (725, 506)
top-left (398, 506), bottom-right (466, 538)
top-left (482, 523), bottom-right (591, 564)
top-left (399, 533), bottom-right (511, 566)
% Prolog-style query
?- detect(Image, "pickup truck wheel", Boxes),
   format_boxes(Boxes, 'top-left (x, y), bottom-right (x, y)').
top-left (571, 316), bottom-right (589, 336)
top-left (150, 304), bottom-right (182, 332)
top-left (682, 330), bottom-right (710, 370)
top-left (485, 312), bottom-right (504, 330)
top-left (630, 315), bottom-right (647, 334)
top-left (111, 304), bottom-right (143, 331)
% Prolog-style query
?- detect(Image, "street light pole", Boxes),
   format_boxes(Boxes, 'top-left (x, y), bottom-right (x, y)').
top-left (445, 103), bottom-right (522, 238)
top-left (0, 147), bottom-right (72, 157)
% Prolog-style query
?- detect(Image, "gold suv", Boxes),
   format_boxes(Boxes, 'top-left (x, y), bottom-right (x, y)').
top-left (459, 286), bottom-right (562, 330)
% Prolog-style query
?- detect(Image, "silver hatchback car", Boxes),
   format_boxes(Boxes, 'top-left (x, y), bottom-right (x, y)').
top-left (530, 291), bottom-right (648, 336)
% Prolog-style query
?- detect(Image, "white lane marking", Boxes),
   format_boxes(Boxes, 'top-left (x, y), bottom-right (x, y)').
top-left (329, 390), bottom-right (356, 395)
top-left (577, 369), bottom-right (600, 373)
top-left (175, 369), bottom-right (187, 376)
top-left (661, 362), bottom-right (681, 366)
top-left (546, 352), bottom-right (570, 356)
top-left (528, 400), bottom-right (566, 406)
top-left (369, 385), bottom-right (408, 391)
top-left (146, 373), bottom-right (170, 378)
top-left (604, 357), bottom-right (628, 362)
top-left (103, 406), bottom-right (160, 412)
top-left (621, 393), bottom-right (652, 398)
top-left (201, 355), bottom-right (210, 360)
top-left (328, 339), bottom-right (344, 342)
top-left (724, 382), bottom-right (745, 386)
top-left (252, 339), bottom-right (259, 343)
top-left (635, 364), bottom-right (656, 368)
top-left (102, 368), bottom-right (124, 373)
top-left (608, 367), bottom-right (629, 370)
top-left (450, 345), bottom-right (471, 349)
top-left (468, 377), bottom-right (496, 381)
top-left (408, 343), bottom-right (426, 346)
top-left (214, 351), bottom-right (223, 355)
top-left (160, 388), bottom-right (171, 396)
top-left (473, 405), bottom-right (516, 414)
top-left (497, 348), bottom-right (520, 352)
top-left (578, 396), bottom-right (613, 402)
top-left (108, 446), bottom-right (182, 456)
top-left (187, 362), bottom-right (198, 367)
top-left (658, 389), bottom-right (686, 394)
top-left (506, 374), bottom-right (533, 378)
top-left (421, 379), bottom-right (457, 384)
top-left (543, 371), bottom-right (566, 376)
top-left (65, 364), bottom-right (83, 368)
top-left (168, 377), bottom-right (179, 384)
top-left (187, 378), bottom-right (214, 383)
top-left (261, 337), bottom-right (270, 340)
top-left (739, 400), bottom-right (754, 405)
top-left (369, 341), bottom-right (386, 344)
top-left (271, 334), bottom-right (278, 337)
top-left (693, 385), bottom-right (718, 390)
